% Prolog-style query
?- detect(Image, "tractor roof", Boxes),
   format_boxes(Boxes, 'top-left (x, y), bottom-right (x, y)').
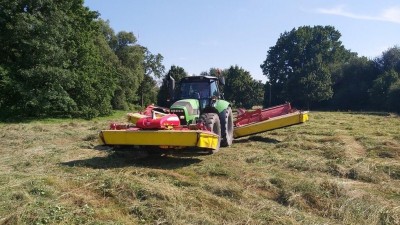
top-left (181, 76), bottom-right (219, 83)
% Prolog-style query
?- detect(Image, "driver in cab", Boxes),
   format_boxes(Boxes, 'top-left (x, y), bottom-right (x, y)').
top-left (191, 82), bottom-right (210, 99)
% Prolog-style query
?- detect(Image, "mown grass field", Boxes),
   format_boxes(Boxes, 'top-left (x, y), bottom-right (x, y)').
top-left (1, 111), bottom-right (400, 225)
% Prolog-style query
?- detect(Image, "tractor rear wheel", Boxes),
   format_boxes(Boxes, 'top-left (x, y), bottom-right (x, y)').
top-left (199, 113), bottom-right (221, 153)
top-left (220, 107), bottom-right (234, 147)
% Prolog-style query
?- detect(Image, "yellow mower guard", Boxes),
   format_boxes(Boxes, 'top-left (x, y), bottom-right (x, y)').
top-left (100, 129), bottom-right (219, 150)
top-left (233, 111), bottom-right (309, 138)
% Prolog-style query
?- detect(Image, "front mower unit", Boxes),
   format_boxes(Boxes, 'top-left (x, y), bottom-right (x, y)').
top-left (100, 129), bottom-right (219, 150)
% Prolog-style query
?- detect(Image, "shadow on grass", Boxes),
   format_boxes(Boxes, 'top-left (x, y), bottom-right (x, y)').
top-left (234, 135), bottom-right (280, 144)
top-left (61, 151), bottom-right (202, 170)
top-left (344, 111), bottom-right (395, 117)
top-left (0, 109), bottom-right (128, 123)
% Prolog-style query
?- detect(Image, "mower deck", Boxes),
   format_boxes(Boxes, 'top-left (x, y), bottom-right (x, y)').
top-left (99, 129), bottom-right (220, 150)
top-left (233, 111), bottom-right (309, 138)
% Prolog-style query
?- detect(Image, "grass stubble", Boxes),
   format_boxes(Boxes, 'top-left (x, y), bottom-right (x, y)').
top-left (0, 111), bottom-right (399, 224)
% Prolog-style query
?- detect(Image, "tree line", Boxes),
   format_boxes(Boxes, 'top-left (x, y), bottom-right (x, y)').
top-left (261, 25), bottom-right (400, 113)
top-left (0, 0), bottom-right (165, 119)
top-left (1, 1), bottom-right (399, 120)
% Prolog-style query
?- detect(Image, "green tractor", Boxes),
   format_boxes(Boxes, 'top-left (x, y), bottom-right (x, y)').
top-left (167, 75), bottom-right (234, 151)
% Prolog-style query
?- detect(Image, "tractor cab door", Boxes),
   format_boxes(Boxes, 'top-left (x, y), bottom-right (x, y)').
top-left (210, 80), bottom-right (220, 98)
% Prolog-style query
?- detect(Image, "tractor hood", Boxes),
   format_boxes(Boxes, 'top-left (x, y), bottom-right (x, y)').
top-left (170, 99), bottom-right (200, 125)
top-left (170, 99), bottom-right (200, 114)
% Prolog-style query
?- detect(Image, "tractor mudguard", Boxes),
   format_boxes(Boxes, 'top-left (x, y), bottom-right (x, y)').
top-left (214, 100), bottom-right (230, 113)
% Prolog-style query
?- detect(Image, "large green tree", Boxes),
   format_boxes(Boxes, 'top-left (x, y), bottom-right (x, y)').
top-left (387, 80), bottom-right (400, 113)
top-left (139, 74), bottom-right (159, 107)
top-left (375, 46), bottom-right (400, 73)
top-left (199, 68), bottom-right (221, 77)
top-left (261, 25), bottom-right (352, 108)
top-left (224, 66), bottom-right (263, 108)
top-left (0, 0), bottom-right (116, 118)
top-left (330, 57), bottom-right (377, 110)
top-left (369, 46), bottom-right (400, 110)
top-left (110, 31), bottom-right (144, 109)
top-left (137, 47), bottom-right (165, 107)
top-left (369, 70), bottom-right (399, 109)
top-left (98, 20), bottom-right (164, 109)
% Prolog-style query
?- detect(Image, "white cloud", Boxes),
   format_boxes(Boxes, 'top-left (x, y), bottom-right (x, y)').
top-left (381, 6), bottom-right (400, 23)
top-left (317, 5), bottom-right (400, 24)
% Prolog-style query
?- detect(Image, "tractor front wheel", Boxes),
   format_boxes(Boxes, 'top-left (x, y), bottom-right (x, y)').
top-left (220, 107), bottom-right (234, 147)
top-left (199, 113), bottom-right (221, 153)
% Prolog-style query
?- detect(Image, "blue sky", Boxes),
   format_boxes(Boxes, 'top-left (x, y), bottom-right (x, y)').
top-left (84, 0), bottom-right (400, 82)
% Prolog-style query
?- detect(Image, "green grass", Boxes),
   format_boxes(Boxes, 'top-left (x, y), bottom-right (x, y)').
top-left (1, 111), bottom-right (400, 224)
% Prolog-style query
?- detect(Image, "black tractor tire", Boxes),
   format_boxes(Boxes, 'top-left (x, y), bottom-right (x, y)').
top-left (199, 113), bottom-right (221, 153)
top-left (220, 107), bottom-right (234, 147)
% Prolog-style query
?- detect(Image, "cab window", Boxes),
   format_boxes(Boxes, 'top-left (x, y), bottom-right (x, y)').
top-left (210, 81), bottom-right (218, 97)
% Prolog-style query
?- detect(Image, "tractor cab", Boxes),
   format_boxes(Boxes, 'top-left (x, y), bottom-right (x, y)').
top-left (177, 76), bottom-right (223, 109)
top-left (168, 75), bottom-right (225, 126)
